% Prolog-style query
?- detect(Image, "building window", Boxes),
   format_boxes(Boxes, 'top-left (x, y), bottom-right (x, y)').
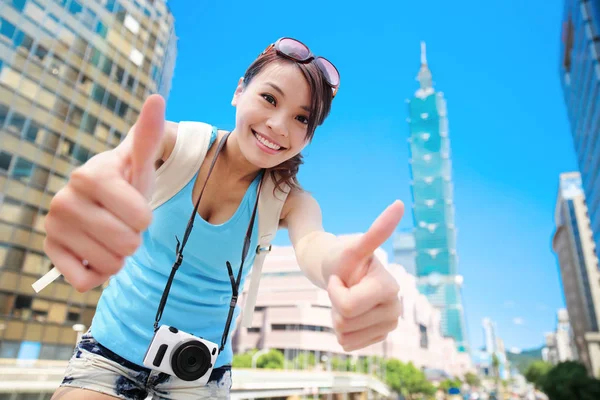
top-left (0, 292), bottom-right (16, 315)
top-left (72, 144), bottom-right (91, 164)
top-left (10, 0), bottom-right (27, 12)
top-left (0, 341), bottom-right (20, 358)
top-left (562, 17), bottom-right (574, 71)
top-left (13, 294), bottom-right (33, 320)
top-left (271, 324), bottom-right (333, 333)
top-left (66, 304), bottom-right (82, 323)
top-left (419, 324), bottom-right (428, 349)
top-left (0, 151), bottom-right (12, 172)
top-left (96, 20), bottom-right (108, 38)
top-left (11, 157), bottom-right (34, 180)
top-left (67, 0), bottom-right (83, 16)
top-left (80, 112), bottom-right (98, 135)
top-left (0, 18), bottom-right (16, 41)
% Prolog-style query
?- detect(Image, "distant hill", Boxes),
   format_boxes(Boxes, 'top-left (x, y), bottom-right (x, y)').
top-left (506, 346), bottom-right (544, 373)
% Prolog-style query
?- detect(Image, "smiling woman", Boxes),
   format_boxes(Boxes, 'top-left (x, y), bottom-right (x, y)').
top-left (37, 37), bottom-right (404, 400)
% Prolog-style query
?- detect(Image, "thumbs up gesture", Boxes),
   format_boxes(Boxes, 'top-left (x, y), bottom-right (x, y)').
top-left (324, 200), bottom-right (404, 352)
top-left (43, 95), bottom-right (166, 292)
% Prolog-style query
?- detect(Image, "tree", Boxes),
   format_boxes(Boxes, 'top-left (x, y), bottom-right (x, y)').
top-left (524, 360), bottom-right (552, 389)
top-left (256, 349), bottom-right (285, 369)
top-left (491, 353), bottom-right (500, 378)
top-left (232, 349), bottom-right (257, 368)
top-left (293, 351), bottom-right (316, 369)
top-left (464, 372), bottom-right (481, 387)
top-left (439, 377), bottom-right (463, 393)
top-left (541, 361), bottom-right (600, 400)
top-left (385, 359), bottom-right (435, 399)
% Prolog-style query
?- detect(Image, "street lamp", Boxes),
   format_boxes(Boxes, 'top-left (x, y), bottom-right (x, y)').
top-left (72, 324), bottom-right (86, 344)
top-left (251, 348), bottom-right (270, 369)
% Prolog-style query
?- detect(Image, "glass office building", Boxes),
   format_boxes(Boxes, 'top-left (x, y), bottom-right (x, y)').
top-left (559, 0), bottom-right (600, 262)
top-left (0, 0), bottom-right (176, 360)
top-left (406, 43), bottom-right (469, 352)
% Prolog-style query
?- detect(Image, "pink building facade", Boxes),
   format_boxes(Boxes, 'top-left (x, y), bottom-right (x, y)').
top-left (233, 245), bottom-right (472, 378)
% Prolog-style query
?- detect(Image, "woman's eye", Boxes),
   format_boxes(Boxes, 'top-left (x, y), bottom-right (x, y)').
top-left (297, 115), bottom-right (309, 125)
top-left (261, 94), bottom-right (276, 105)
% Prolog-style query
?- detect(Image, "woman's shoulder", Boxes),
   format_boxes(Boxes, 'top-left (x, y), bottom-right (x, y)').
top-left (280, 187), bottom-right (318, 222)
top-left (160, 120), bottom-right (218, 162)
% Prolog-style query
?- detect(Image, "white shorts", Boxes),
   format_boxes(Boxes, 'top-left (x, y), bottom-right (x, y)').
top-left (59, 330), bottom-right (232, 400)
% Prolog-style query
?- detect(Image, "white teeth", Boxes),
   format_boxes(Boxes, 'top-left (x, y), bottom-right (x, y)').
top-left (254, 132), bottom-right (281, 150)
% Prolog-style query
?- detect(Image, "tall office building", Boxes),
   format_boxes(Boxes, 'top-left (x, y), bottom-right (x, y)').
top-left (559, 0), bottom-right (600, 262)
top-left (552, 172), bottom-right (600, 376)
top-left (393, 230), bottom-right (417, 275)
top-left (543, 309), bottom-right (578, 366)
top-left (0, 0), bottom-right (176, 361)
top-left (482, 317), bottom-right (497, 354)
top-left (406, 42), bottom-right (468, 352)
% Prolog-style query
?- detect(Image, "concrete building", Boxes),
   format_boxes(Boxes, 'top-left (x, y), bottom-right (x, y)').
top-left (543, 309), bottom-right (578, 369)
top-left (482, 318), bottom-right (497, 354)
top-left (475, 318), bottom-right (510, 380)
top-left (552, 172), bottom-right (600, 376)
top-left (234, 244), bottom-right (473, 378)
top-left (0, 0), bottom-right (176, 361)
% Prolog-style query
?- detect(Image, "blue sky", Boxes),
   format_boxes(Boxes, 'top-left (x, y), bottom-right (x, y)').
top-left (165, 0), bottom-right (575, 353)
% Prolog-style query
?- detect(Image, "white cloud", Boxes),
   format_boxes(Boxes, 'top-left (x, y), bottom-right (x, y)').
top-left (510, 347), bottom-right (522, 354)
top-left (513, 317), bottom-right (525, 325)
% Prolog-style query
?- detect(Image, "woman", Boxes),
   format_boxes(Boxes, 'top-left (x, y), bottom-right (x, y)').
top-left (46, 37), bottom-right (403, 399)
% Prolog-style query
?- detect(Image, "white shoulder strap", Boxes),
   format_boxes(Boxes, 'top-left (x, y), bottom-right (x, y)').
top-left (150, 121), bottom-right (213, 210)
top-left (241, 174), bottom-right (289, 327)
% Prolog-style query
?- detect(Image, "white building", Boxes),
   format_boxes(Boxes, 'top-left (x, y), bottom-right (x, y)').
top-left (552, 172), bottom-right (600, 376)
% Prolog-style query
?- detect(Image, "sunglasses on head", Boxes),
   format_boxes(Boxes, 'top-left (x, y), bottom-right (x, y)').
top-left (262, 37), bottom-right (340, 97)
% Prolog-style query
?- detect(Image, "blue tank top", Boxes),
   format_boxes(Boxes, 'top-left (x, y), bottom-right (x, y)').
top-left (91, 127), bottom-right (262, 368)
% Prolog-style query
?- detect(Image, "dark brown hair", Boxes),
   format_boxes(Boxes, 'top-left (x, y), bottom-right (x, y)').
top-left (242, 50), bottom-right (334, 194)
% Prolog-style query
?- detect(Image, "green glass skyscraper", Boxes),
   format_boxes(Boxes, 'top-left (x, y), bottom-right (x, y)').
top-left (407, 43), bottom-right (469, 352)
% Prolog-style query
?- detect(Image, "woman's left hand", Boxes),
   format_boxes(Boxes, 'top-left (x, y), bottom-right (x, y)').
top-left (323, 200), bottom-right (405, 352)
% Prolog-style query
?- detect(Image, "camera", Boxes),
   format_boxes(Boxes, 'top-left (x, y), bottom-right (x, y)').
top-left (143, 325), bottom-right (218, 385)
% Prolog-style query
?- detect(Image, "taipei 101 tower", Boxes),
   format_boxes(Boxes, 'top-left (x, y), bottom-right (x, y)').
top-left (406, 42), bottom-right (469, 352)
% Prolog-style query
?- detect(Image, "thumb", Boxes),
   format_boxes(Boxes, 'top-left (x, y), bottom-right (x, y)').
top-left (351, 200), bottom-right (404, 260)
top-left (130, 94), bottom-right (165, 195)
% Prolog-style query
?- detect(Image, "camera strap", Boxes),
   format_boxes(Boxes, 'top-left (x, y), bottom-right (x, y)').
top-left (153, 130), bottom-right (263, 354)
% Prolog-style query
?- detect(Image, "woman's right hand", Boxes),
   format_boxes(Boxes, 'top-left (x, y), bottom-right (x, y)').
top-left (43, 95), bottom-right (166, 292)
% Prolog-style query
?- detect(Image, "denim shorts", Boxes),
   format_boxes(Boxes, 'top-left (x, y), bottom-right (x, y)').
top-left (59, 330), bottom-right (232, 400)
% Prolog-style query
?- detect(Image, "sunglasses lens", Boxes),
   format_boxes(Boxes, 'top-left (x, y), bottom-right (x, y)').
top-left (278, 38), bottom-right (311, 61)
top-left (315, 57), bottom-right (340, 87)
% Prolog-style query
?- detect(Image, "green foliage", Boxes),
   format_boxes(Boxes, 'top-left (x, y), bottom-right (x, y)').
top-left (540, 361), bottom-right (600, 400)
top-left (256, 349), bottom-right (285, 369)
top-left (439, 377), bottom-right (463, 393)
top-left (385, 359), bottom-right (436, 398)
top-left (506, 346), bottom-right (544, 374)
top-left (232, 349), bottom-right (256, 368)
top-left (524, 360), bottom-right (552, 389)
top-left (292, 352), bottom-right (316, 368)
top-left (232, 349), bottom-right (285, 369)
top-left (464, 372), bottom-right (481, 387)
top-left (491, 353), bottom-right (499, 368)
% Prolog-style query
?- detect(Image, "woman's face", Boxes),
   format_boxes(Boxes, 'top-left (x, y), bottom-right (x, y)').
top-left (232, 62), bottom-right (312, 169)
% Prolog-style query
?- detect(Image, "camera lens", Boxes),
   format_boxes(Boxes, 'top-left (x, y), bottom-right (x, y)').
top-left (171, 340), bottom-right (212, 381)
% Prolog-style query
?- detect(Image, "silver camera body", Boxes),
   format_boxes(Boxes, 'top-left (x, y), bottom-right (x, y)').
top-left (143, 325), bottom-right (218, 385)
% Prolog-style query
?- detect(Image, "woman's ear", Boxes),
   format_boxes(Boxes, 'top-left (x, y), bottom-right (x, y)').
top-left (231, 77), bottom-right (245, 107)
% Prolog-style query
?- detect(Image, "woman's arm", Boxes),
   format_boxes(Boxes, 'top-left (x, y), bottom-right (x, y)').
top-left (280, 190), bottom-right (341, 289)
